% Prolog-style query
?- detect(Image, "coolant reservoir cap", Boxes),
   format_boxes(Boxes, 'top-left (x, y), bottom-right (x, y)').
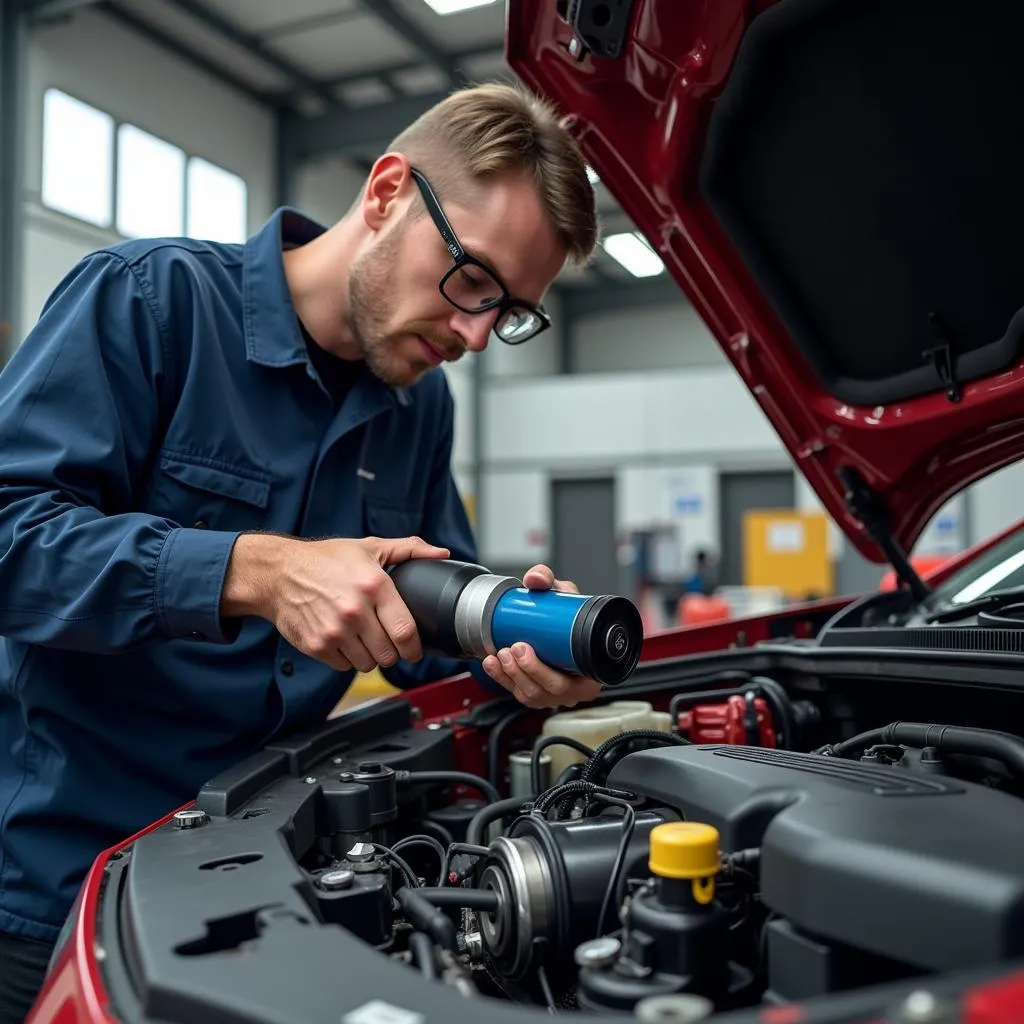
top-left (649, 822), bottom-right (721, 880)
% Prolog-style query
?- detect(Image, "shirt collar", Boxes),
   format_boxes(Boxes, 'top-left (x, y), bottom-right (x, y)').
top-left (242, 207), bottom-right (412, 407)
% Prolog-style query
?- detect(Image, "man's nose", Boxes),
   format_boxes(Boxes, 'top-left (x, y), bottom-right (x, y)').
top-left (451, 309), bottom-right (497, 353)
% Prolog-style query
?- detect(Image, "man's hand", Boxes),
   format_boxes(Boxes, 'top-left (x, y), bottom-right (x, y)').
top-left (480, 564), bottom-right (603, 709)
top-left (222, 533), bottom-right (449, 673)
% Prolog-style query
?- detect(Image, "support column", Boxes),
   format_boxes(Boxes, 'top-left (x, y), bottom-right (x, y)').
top-left (0, 0), bottom-right (28, 364)
top-left (471, 350), bottom-right (485, 558)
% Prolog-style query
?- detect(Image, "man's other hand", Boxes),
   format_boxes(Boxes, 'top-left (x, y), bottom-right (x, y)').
top-left (480, 563), bottom-right (603, 708)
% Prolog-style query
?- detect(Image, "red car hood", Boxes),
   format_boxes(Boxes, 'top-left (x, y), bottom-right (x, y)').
top-left (506, 0), bottom-right (1024, 562)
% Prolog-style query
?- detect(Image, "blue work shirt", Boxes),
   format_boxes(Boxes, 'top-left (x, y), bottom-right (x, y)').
top-left (0, 208), bottom-right (499, 943)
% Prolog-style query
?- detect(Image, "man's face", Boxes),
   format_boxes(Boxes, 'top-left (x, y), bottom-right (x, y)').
top-left (346, 171), bottom-right (567, 387)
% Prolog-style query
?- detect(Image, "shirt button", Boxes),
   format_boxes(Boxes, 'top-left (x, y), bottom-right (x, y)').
top-left (194, 519), bottom-right (208, 529)
top-left (280, 660), bottom-right (294, 677)
top-left (190, 631), bottom-right (205, 641)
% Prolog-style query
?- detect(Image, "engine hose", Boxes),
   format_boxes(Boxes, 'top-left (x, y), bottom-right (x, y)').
top-left (398, 770), bottom-right (501, 807)
top-left (531, 735), bottom-right (594, 795)
top-left (821, 722), bottom-right (1024, 778)
top-left (749, 676), bottom-right (797, 750)
top-left (466, 796), bottom-right (530, 847)
top-left (396, 887), bottom-right (458, 952)
top-left (412, 887), bottom-right (500, 913)
top-left (408, 931), bottom-right (438, 979)
top-left (580, 729), bottom-right (690, 787)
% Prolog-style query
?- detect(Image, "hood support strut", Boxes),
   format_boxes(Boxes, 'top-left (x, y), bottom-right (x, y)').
top-left (839, 467), bottom-right (931, 602)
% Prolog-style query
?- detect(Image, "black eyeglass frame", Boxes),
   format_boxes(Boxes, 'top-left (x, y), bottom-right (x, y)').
top-left (409, 166), bottom-right (552, 345)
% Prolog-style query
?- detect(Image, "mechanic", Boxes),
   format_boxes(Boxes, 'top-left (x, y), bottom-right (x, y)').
top-left (0, 82), bottom-right (600, 1023)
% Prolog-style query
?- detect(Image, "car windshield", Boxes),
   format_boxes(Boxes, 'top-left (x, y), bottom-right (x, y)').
top-left (925, 521), bottom-right (1024, 610)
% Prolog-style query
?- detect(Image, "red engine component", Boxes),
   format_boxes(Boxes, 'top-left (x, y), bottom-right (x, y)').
top-left (677, 694), bottom-right (777, 747)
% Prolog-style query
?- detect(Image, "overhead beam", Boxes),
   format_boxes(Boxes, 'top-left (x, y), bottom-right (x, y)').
top-left (271, 42), bottom-right (502, 105)
top-left (99, 2), bottom-right (274, 107)
top-left (1, 0), bottom-right (27, 364)
top-left (19, 0), bottom-right (100, 19)
top-left (358, 0), bottom-right (465, 88)
top-left (162, 0), bottom-right (342, 107)
top-left (291, 90), bottom-right (449, 161)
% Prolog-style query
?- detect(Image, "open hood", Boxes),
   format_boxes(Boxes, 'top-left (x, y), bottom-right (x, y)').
top-left (506, 0), bottom-right (1024, 565)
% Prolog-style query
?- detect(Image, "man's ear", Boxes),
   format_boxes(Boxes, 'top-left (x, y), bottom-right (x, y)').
top-left (362, 154), bottom-right (413, 232)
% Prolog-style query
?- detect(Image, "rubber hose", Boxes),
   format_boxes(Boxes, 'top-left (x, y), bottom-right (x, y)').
top-left (400, 770), bottom-right (501, 806)
top-left (408, 931), bottom-right (438, 979)
top-left (413, 887), bottom-right (500, 913)
top-left (826, 721), bottom-right (1024, 779)
top-left (580, 729), bottom-right (689, 786)
top-left (466, 795), bottom-right (529, 847)
top-left (750, 676), bottom-right (797, 750)
top-left (396, 887), bottom-right (458, 952)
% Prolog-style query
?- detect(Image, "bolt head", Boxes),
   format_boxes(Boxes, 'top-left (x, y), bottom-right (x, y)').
top-left (319, 869), bottom-right (354, 891)
top-left (173, 809), bottom-right (209, 829)
top-left (304, 776), bottom-right (318, 785)
top-left (574, 936), bottom-right (621, 969)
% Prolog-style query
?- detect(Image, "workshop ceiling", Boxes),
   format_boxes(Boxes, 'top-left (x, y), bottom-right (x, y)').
top-left (67, 0), bottom-right (679, 296)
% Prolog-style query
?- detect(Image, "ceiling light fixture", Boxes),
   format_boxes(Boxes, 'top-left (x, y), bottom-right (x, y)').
top-left (601, 231), bottom-right (665, 278)
top-left (421, 0), bottom-right (499, 14)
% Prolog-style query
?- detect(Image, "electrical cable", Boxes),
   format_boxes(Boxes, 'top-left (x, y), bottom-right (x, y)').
top-left (371, 843), bottom-right (420, 889)
top-left (580, 729), bottom-right (690, 787)
top-left (536, 963), bottom-right (557, 1013)
top-left (418, 818), bottom-right (455, 848)
top-left (441, 842), bottom-right (491, 886)
top-left (392, 834), bottom-right (447, 887)
top-left (531, 735), bottom-right (594, 796)
top-left (591, 794), bottom-right (637, 938)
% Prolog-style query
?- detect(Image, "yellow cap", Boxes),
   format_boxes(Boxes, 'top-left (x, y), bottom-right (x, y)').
top-left (649, 822), bottom-right (721, 880)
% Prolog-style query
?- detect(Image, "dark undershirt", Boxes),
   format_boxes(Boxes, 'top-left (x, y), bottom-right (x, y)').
top-left (300, 320), bottom-right (359, 411)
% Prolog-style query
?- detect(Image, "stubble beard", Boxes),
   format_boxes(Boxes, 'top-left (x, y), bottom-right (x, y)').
top-left (346, 223), bottom-right (427, 388)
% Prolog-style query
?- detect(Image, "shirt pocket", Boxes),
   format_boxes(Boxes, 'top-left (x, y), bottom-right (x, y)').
top-left (364, 500), bottom-right (423, 539)
top-left (149, 450), bottom-right (272, 533)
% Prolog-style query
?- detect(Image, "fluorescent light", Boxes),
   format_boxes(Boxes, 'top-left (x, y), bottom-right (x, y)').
top-left (586, 165), bottom-right (600, 184)
top-left (421, 0), bottom-right (499, 13)
top-left (601, 231), bottom-right (665, 277)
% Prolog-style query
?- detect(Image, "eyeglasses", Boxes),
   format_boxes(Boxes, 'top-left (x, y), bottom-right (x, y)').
top-left (410, 167), bottom-right (552, 345)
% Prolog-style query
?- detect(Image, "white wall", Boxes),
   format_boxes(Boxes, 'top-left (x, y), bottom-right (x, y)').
top-left (572, 304), bottom-right (725, 372)
top-left (19, 7), bottom-right (275, 336)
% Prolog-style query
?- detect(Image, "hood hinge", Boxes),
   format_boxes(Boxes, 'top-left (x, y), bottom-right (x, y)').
top-left (923, 312), bottom-right (962, 403)
top-left (839, 467), bottom-right (931, 602)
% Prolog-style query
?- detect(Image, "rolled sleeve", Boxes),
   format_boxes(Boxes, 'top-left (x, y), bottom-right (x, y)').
top-left (155, 528), bottom-right (243, 644)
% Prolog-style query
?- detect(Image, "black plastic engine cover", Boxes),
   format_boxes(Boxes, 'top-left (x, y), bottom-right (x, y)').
top-left (607, 745), bottom-right (1024, 973)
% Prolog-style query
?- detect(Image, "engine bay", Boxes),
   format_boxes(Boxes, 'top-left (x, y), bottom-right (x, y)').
top-left (87, 637), bottom-right (1024, 1024)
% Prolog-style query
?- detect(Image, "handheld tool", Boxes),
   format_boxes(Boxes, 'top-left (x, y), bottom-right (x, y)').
top-left (389, 559), bottom-right (644, 685)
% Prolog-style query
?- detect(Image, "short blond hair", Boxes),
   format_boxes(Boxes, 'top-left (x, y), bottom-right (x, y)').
top-left (386, 82), bottom-right (599, 267)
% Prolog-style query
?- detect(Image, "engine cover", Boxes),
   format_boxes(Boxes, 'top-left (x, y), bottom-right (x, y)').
top-left (607, 745), bottom-right (1024, 973)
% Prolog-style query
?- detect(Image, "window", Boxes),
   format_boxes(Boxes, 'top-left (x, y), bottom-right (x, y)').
top-left (41, 91), bottom-right (248, 244)
top-left (187, 157), bottom-right (247, 244)
top-left (116, 124), bottom-right (186, 238)
top-left (41, 89), bottom-right (114, 227)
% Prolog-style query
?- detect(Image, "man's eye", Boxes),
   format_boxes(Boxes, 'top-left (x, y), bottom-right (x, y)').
top-left (460, 268), bottom-right (483, 287)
